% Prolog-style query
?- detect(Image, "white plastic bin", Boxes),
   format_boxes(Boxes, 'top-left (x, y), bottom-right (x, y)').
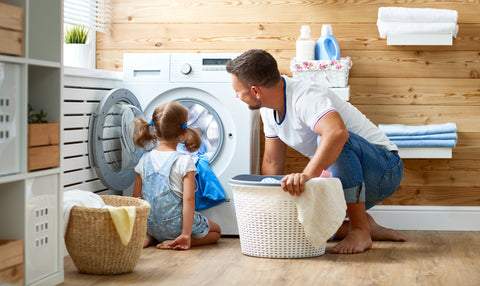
top-left (0, 62), bottom-right (21, 176)
top-left (230, 174), bottom-right (326, 258)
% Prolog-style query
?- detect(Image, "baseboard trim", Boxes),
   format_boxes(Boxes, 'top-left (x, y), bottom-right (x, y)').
top-left (368, 205), bottom-right (480, 231)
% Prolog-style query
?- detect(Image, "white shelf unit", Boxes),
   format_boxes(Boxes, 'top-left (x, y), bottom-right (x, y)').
top-left (0, 0), bottom-right (64, 285)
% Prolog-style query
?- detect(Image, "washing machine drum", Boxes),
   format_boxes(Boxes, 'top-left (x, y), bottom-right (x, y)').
top-left (175, 98), bottom-right (223, 162)
top-left (89, 88), bottom-right (224, 192)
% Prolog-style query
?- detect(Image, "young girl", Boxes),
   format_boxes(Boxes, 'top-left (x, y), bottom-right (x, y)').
top-left (132, 101), bottom-right (221, 250)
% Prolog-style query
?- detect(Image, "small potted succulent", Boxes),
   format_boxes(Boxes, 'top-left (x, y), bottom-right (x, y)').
top-left (64, 24), bottom-right (92, 68)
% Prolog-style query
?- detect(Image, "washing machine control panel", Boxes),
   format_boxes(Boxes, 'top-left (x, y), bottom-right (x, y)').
top-left (170, 53), bottom-right (239, 83)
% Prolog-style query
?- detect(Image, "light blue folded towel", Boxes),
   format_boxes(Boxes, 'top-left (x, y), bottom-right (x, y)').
top-left (389, 133), bottom-right (458, 141)
top-left (391, 139), bottom-right (457, 148)
top-left (379, 123), bottom-right (457, 136)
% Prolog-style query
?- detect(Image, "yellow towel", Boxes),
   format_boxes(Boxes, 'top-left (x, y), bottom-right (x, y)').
top-left (293, 177), bottom-right (347, 249)
top-left (107, 206), bottom-right (136, 246)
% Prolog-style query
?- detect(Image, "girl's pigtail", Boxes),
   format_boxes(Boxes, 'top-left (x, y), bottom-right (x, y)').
top-left (134, 117), bottom-right (157, 149)
top-left (182, 127), bottom-right (202, 153)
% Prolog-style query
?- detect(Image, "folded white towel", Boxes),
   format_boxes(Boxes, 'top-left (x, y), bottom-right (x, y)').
top-left (63, 189), bottom-right (106, 236)
top-left (377, 20), bottom-right (458, 38)
top-left (293, 178), bottom-right (347, 249)
top-left (378, 7), bottom-right (458, 23)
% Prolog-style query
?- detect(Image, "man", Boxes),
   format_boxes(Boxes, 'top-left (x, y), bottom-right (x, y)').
top-left (226, 49), bottom-right (406, 254)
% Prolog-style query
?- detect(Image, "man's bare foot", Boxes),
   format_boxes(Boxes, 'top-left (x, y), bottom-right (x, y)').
top-left (367, 214), bottom-right (407, 242)
top-left (143, 234), bottom-right (157, 248)
top-left (331, 228), bottom-right (372, 254)
top-left (333, 215), bottom-right (407, 242)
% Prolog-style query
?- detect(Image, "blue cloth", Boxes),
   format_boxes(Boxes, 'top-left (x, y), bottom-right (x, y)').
top-left (327, 132), bottom-right (403, 209)
top-left (379, 123), bottom-right (457, 148)
top-left (390, 139), bottom-right (457, 148)
top-left (141, 151), bottom-right (210, 241)
top-left (388, 133), bottom-right (457, 141)
top-left (378, 123), bottom-right (456, 136)
top-left (194, 154), bottom-right (226, 211)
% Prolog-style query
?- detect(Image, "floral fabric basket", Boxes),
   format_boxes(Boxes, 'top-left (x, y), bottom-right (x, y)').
top-left (290, 57), bottom-right (352, 88)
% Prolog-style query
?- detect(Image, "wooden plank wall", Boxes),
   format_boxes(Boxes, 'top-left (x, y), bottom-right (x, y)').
top-left (96, 0), bottom-right (480, 207)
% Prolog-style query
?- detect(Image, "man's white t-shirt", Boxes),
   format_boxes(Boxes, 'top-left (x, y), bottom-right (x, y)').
top-left (134, 150), bottom-right (197, 198)
top-left (260, 76), bottom-right (397, 159)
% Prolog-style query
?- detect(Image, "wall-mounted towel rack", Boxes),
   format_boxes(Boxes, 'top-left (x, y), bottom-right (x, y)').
top-left (387, 33), bottom-right (453, 46)
top-left (398, 147), bottom-right (452, 159)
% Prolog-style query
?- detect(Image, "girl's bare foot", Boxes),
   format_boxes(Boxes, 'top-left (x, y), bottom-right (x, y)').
top-left (143, 233), bottom-right (157, 248)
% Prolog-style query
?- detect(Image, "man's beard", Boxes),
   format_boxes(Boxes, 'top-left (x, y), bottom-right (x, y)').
top-left (248, 104), bottom-right (261, 110)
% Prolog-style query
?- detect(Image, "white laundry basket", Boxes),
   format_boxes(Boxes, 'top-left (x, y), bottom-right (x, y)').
top-left (230, 175), bottom-right (326, 258)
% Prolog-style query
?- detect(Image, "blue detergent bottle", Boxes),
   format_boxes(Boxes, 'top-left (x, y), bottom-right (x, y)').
top-left (315, 24), bottom-right (341, 60)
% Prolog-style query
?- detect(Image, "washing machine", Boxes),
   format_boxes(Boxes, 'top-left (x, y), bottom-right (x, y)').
top-left (88, 53), bottom-right (260, 235)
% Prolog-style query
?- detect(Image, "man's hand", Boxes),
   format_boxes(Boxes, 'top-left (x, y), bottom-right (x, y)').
top-left (281, 173), bottom-right (312, 196)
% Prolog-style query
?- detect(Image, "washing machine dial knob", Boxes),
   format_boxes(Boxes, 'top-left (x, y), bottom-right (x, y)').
top-left (180, 63), bottom-right (192, 75)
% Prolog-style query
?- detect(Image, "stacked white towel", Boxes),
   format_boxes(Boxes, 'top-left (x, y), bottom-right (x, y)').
top-left (379, 123), bottom-right (458, 148)
top-left (377, 7), bottom-right (459, 39)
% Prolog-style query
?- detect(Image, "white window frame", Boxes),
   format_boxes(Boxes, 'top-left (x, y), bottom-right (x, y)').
top-left (63, 0), bottom-right (112, 69)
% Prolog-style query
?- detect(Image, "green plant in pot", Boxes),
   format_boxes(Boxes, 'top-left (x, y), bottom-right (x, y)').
top-left (65, 25), bottom-right (89, 44)
top-left (28, 104), bottom-right (48, 123)
top-left (64, 24), bottom-right (92, 68)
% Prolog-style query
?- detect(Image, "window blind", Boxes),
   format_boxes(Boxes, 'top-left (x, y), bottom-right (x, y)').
top-left (64, 0), bottom-right (112, 34)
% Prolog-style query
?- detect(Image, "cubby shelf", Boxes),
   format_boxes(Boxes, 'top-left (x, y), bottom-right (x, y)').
top-left (0, 0), bottom-right (64, 285)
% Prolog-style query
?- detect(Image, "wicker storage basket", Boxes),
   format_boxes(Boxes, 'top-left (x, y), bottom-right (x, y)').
top-left (230, 175), bottom-right (326, 259)
top-left (65, 195), bottom-right (150, 274)
top-left (290, 57), bottom-right (352, 88)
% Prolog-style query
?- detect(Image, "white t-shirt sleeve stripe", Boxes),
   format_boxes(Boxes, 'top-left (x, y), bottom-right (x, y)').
top-left (312, 109), bottom-right (337, 131)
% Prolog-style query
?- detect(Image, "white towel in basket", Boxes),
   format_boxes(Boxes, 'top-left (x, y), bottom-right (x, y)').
top-left (293, 177), bottom-right (347, 248)
top-left (63, 189), bottom-right (106, 236)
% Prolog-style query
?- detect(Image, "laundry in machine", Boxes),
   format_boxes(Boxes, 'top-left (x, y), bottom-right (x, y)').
top-left (88, 53), bottom-right (260, 235)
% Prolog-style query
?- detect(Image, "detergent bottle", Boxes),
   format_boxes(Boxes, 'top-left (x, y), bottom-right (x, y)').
top-left (296, 25), bottom-right (316, 61)
top-left (315, 24), bottom-right (341, 61)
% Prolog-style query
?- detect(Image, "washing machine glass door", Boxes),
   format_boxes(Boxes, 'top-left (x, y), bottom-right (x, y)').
top-left (89, 88), bottom-right (145, 191)
top-left (176, 98), bottom-right (223, 164)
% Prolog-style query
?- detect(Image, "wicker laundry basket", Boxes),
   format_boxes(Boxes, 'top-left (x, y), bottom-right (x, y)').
top-left (230, 175), bottom-right (326, 259)
top-left (65, 195), bottom-right (150, 274)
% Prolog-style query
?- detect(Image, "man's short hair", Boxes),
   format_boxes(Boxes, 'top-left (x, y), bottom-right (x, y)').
top-left (226, 49), bottom-right (281, 88)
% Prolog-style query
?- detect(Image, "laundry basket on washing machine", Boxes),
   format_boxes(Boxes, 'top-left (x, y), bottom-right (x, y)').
top-left (229, 175), bottom-right (326, 258)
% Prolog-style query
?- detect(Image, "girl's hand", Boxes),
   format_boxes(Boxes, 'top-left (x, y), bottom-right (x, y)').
top-left (164, 234), bottom-right (191, 250)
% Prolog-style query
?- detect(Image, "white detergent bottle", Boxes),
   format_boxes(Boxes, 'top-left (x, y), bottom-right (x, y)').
top-left (315, 24), bottom-right (341, 60)
top-left (296, 25), bottom-right (315, 61)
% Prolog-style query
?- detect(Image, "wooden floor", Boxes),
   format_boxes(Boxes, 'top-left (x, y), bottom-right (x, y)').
top-left (62, 231), bottom-right (480, 286)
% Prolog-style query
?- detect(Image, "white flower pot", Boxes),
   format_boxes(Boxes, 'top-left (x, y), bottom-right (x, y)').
top-left (63, 43), bottom-right (93, 68)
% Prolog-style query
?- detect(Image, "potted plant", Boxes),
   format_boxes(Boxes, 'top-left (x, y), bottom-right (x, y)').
top-left (63, 24), bottom-right (92, 68)
top-left (27, 105), bottom-right (60, 171)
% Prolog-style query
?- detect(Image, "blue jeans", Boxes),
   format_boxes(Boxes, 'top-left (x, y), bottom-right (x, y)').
top-left (326, 132), bottom-right (403, 210)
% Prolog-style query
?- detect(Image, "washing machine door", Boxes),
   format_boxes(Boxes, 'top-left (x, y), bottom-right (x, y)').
top-left (88, 88), bottom-right (145, 192)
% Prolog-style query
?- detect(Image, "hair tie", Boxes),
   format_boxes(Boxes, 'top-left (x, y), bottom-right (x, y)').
top-left (149, 119), bottom-right (153, 126)
top-left (182, 123), bottom-right (187, 130)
